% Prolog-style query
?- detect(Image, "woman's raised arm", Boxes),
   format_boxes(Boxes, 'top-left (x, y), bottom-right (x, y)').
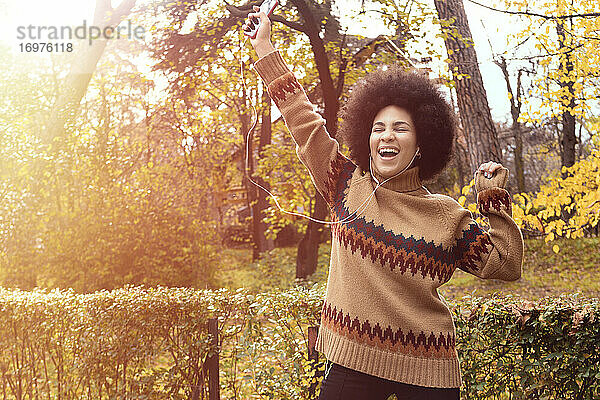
top-left (243, 7), bottom-right (355, 209)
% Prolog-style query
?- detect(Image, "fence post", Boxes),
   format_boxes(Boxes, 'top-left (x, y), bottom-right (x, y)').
top-left (207, 318), bottom-right (220, 400)
top-left (308, 326), bottom-right (320, 398)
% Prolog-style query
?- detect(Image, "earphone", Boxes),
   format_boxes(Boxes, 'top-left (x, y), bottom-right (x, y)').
top-left (239, 35), bottom-right (427, 226)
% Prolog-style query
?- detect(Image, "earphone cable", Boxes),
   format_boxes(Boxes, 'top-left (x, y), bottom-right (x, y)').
top-left (238, 35), bottom-right (421, 226)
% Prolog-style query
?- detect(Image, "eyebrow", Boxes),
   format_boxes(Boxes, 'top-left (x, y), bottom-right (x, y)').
top-left (372, 121), bottom-right (412, 128)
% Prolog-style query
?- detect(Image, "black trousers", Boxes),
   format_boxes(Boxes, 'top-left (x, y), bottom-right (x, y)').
top-left (317, 362), bottom-right (460, 400)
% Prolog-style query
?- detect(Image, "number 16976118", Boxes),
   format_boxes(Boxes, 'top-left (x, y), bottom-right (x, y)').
top-left (19, 42), bottom-right (73, 52)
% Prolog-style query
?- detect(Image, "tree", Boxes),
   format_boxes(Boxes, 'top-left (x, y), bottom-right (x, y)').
top-left (44, 0), bottom-right (137, 147)
top-left (489, 0), bottom-right (600, 176)
top-left (494, 56), bottom-right (527, 193)
top-left (434, 0), bottom-right (503, 171)
top-left (0, 46), bottom-right (50, 288)
top-left (225, 0), bottom-right (347, 277)
top-left (148, 0), bottom-right (278, 259)
top-left (230, 0), bottom-right (444, 278)
top-left (512, 141), bottom-right (600, 247)
top-left (0, 33), bottom-right (222, 291)
top-left (251, 89), bottom-right (275, 259)
top-left (148, 0), bottom-right (448, 279)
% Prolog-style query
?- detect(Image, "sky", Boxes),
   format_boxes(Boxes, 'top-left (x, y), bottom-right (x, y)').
top-left (0, 0), bottom-right (525, 123)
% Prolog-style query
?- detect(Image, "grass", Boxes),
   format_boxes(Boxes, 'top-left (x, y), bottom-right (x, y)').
top-left (216, 244), bottom-right (331, 293)
top-left (216, 237), bottom-right (600, 300)
top-left (439, 237), bottom-right (600, 300)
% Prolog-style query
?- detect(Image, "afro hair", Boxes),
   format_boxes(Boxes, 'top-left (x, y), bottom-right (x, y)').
top-left (338, 65), bottom-right (456, 182)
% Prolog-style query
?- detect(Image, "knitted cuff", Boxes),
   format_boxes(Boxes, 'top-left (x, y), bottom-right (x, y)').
top-left (252, 50), bottom-right (291, 85)
top-left (477, 187), bottom-right (512, 215)
top-left (474, 166), bottom-right (509, 193)
top-left (266, 73), bottom-right (303, 108)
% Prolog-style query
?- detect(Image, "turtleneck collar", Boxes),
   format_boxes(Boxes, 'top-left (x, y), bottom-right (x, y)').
top-left (371, 165), bottom-right (423, 192)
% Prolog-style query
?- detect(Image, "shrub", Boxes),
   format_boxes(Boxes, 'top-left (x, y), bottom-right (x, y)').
top-left (0, 286), bottom-right (598, 399)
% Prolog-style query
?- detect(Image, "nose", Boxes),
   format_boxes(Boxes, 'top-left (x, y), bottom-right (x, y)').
top-left (380, 128), bottom-right (394, 141)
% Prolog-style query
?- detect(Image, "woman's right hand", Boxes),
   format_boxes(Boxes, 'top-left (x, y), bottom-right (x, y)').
top-left (243, 5), bottom-right (276, 58)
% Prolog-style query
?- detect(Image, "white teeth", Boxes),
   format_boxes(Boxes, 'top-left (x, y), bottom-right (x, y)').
top-left (378, 148), bottom-right (399, 157)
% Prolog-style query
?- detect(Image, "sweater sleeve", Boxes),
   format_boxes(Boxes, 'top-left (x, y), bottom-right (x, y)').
top-left (450, 167), bottom-right (524, 281)
top-left (252, 50), bottom-right (356, 208)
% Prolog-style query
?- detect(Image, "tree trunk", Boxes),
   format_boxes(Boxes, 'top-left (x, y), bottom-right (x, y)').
top-left (495, 57), bottom-right (526, 193)
top-left (434, 0), bottom-right (502, 172)
top-left (513, 123), bottom-right (525, 193)
top-left (453, 128), bottom-right (469, 191)
top-left (239, 95), bottom-right (256, 250)
top-left (251, 89), bottom-right (275, 260)
top-left (291, 0), bottom-right (340, 279)
top-left (556, 19), bottom-right (577, 224)
top-left (556, 20), bottom-right (577, 176)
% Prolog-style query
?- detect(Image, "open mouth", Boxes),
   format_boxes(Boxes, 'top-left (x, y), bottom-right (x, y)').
top-left (378, 147), bottom-right (399, 160)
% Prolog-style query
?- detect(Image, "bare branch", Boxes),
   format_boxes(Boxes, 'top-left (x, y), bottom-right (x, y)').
top-left (465, 0), bottom-right (600, 20)
top-left (502, 42), bottom-right (585, 61)
top-left (271, 15), bottom-right (307, 34)
top-left (224, 2), bottom-right (306, 33)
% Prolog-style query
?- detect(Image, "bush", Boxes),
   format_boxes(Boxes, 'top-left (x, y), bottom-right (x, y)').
top-left (0, 286), bottom-right (598, 399)
top-left (450, 293), bottom-right (600, 399)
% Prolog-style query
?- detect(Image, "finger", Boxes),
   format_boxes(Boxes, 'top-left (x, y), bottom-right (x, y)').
top-left (478, 161), bottom-right (495, 173)
top-left (486, 163), bottom-right (496, 175)
top-left (477, 164), bottom-right (493, 178)
top-left (487, 163), bottom-right (501, 177)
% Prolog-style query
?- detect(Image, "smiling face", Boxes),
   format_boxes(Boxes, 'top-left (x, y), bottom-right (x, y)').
top-left (369, 105), bottom-right (418, 178)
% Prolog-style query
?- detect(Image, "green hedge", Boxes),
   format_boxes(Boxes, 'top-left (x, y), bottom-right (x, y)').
top-left (0, 286), bottom-right (598, 399)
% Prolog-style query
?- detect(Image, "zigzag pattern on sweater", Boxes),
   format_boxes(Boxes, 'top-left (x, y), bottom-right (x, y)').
top-left (267, 73), bottom-right (302, 107)
top-left (329, 201), bottom-right (492, 282)
top-left (477, 187), bottom-right (512, 215)
top-left (322, 152), bottom-right (356, 207)
top-left (321, 301), bottom-right (456, 359)
top-left (331, 218), bottom-right (457, 282)
top-left (322, 156), bottom-right (492, 281)
top-left (454, 222), bottom-right (493, 274)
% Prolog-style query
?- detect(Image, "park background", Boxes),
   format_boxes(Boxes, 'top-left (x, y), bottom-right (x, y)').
top-left (0, 0), bottom-right (599, 399)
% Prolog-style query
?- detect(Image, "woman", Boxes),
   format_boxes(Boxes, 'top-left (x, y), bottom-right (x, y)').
top-left (243, 7), bottom-right (524, 400)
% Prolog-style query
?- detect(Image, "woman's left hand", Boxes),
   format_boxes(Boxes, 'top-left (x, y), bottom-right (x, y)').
top-left (476, 161), bottom-right (503, 179)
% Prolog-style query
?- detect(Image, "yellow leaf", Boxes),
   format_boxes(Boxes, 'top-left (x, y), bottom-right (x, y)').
top-left (458, 196), bottom-right (466, 206)
top-left (552, 244), bottom-right (560, 254)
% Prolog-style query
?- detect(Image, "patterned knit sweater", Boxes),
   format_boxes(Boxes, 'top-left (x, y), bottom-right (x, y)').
top-left (253, 50), bottom-right (524, 388)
